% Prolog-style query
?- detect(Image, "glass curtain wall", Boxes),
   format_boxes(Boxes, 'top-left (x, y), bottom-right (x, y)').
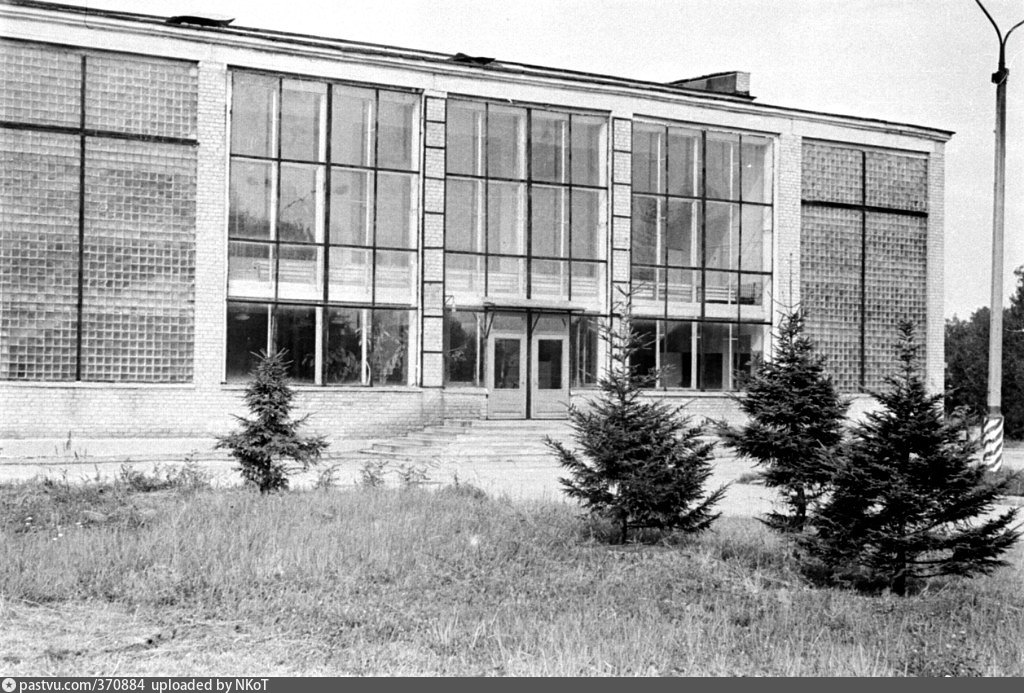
top-left (631, 122), bottom-right (773, 390)
top-left (444, 100), bottom-right (608, 310)
top-left (443, 100), bottom-right (609, 388)
top-left (227, 71), bottom-right (420, 385)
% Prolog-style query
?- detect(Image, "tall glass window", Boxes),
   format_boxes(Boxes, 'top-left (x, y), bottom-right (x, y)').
top-left (632, 121), bottom-right (772, 390)
top-left (227, 71), bottom-right (420, 384)
top-left (445, 101), bottom-right (608, 311)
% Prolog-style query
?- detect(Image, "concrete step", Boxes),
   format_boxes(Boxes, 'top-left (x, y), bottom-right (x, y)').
top-left (355, 418), bottom-right (581, 463)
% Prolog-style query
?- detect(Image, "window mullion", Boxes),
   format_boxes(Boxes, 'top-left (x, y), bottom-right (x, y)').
top-left (75, 54), bottom-right (86, 381)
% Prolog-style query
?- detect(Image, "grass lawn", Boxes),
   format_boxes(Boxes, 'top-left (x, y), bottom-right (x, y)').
top-left (1, 469), bottom-right (1023, 676)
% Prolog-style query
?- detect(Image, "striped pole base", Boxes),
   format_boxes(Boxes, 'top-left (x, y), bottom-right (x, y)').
top-left (982, 415), bottom-right (1004, 473)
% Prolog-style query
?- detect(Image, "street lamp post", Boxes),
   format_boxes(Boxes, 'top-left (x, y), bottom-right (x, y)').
top-left (976, 0), bottom-right (1023, 472)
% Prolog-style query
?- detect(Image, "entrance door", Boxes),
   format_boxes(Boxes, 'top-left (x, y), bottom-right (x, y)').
top-left (531, 316), bottom-right (570, 419)
top-left (486, 315), bottom-right (527, 419)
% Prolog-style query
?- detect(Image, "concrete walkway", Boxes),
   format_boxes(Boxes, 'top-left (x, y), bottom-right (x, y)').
top-left (1, 434), bottom-right (1021, 519)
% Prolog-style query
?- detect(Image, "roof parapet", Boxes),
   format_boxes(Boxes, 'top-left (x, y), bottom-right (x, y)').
top-left (669, 71), bottom-right (752, 99)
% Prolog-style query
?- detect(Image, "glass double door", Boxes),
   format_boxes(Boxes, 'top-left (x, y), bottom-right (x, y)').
top-left (486, 313), bottom-right (569, 419)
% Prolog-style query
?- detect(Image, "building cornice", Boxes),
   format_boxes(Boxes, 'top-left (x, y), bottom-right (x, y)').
top-left (0, 0), bottom-right (954, 143)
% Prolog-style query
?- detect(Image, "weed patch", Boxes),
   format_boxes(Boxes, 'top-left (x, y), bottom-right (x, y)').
top-left (1, 480), bottom-right (1022, 675)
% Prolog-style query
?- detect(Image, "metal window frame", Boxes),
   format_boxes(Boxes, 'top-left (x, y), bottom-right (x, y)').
top-left (629, 121), bottom-right (775, 392)
top-left (227, 69), bottom-right (422, 386)
top-left (444, 98), bottom-right (610, 307)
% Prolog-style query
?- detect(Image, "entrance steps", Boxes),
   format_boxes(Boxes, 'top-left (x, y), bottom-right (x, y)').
top-left (356, 418), bottom-right (577, 464)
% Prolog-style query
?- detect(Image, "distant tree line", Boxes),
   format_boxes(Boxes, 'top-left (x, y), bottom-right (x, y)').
top-left (945, 266), bottom-right (1024, 439)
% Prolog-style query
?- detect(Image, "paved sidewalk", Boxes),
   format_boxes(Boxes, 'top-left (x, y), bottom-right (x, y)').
top-left (1, 440), bottom-right (1020, 519)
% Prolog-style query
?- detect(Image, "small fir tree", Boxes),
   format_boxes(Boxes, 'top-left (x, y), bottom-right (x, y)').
top-left (216, 349), bottom-right (329, 493)
top-left (547, 305), bottom-right (726, 543)
top-left (802, 321), bottom-right (1021, 595)
top-left (717, 307), bottom-right (847, 532)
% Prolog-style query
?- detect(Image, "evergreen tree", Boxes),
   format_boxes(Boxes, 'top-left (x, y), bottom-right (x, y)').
top-left (803, 321), bottom-right (1021, 595)
top-left (547, 307), bottom-right (726, 543)
top-left (718, 307), bottom-right (848, 532)
top-left (216, 349), bottom-right (329, 493)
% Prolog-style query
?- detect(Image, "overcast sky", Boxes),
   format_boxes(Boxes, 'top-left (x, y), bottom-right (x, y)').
top-left (33, 0), bottom-right (1024, 320)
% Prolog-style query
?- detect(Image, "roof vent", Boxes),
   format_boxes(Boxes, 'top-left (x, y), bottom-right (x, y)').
top-left (166, 15), bottom-right (235, 28)
top-left (450, 52), bottom-right (495, 66)
top-left (669, 71), bottom-right (752, 98)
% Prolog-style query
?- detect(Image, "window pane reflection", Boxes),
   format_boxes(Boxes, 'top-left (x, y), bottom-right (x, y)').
top-left (231, 73), bottom-right (276, 157)
top-left (487, 182), bottom-right (525, 255)
top-left (226, 302), bottom-right (270, 380)
top-left (447, 100), bottom-right (486, 176)
top-left (668, 128), bottom-right (700, 197)
top-left (706, 132), bottom-right (740, 200)
top-left (531, 259), bottom-right (569, 300)
top-left (631, 194), bottom-right (662, 266)
top-left (706, 201), bottom-right (738, 270)
top-left (331, 86), bottom-right (375, 167)
top-left (632, 123), bottom-right (665, 194)
top-left (227, 242), bottom-right (274, 298)
top-left (280, 79), bottom-right (325, 162)
top-left (571, 115), bottom-right (606, 186)
top-left (276, 244), bottom-right (321, 301)
top-left (278, 164), bottom-right (322, 243)
top-left (329, 168), bottom-right (372, 246)
top-left (325, 307), bottom-right (363, 384)
top-left (742, 136), bottom-right (773, 203)
top-left (378, 91), bottom-right (418, 170)
top-left (487, 105), bottom-right (526, 179)
top-left (376, 172), bottom-right (417, 248)
top-left (531, 185), bottom-right (568, 257)
top-left (369, 309), bottom-right (409, 385)
top-left (229, 160), bottom-right (273, 239)
top-left (274, 304), bottom-right (317, 383)
top-left (571, 188), bottom-right (605, 260)
top-left (741, 204), bottom-right (771, 272)
top-left (445, 178), bottom-right (482, 251)
top-left (531, 111), bottom-right (569, 183)
top-left (328, 247), bottom-right (372, 303)
top-left (374, 250), bottom-right (416, 304)
top-left (445, 310), bottom-right (485, 386)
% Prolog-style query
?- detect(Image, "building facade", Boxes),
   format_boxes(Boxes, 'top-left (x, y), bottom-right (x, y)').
top-left (0, 1), bottom-right (949, 440)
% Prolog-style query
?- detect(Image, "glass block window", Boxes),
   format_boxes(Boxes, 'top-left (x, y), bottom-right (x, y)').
top-left (0, 130), bottom-right (81, 381)
top-left (444, 100), bottom-right (608, 311)
top-left (81, 139), bottom-right (196, 382)
top-left (0, 41), bottom-right (81, 128)
top-left (800, 141), bottom-right (929, 392)
top-left (800, 206), bottom-right (863, 393)
top-left (0, 41), bottom-right (197, 383)
top-left (227, 70), bottom-right (420, 385)
top-left (631, 120), bottom-right (772, 390)
top-left (864, 212), bottom-right (927, 390)
top-left (85, 54), bottom-right (198, 139)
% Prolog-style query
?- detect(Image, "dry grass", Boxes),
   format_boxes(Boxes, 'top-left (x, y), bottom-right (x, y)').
top-left (1, 474), bottom-right (1023, 676)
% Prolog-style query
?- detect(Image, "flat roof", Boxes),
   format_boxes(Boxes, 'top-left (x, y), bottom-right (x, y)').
top-left (0, 0), bottom-right (955, 140)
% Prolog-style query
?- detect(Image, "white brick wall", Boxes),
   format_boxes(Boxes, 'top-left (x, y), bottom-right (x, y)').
top-left (194, 61), bottom-right (229, 390)
top-left (774, 132), bottom-right (803, 324)
top-left (424, 147), bottom-right (445, 179)
top-left (926, 148), bottom-right (945, 393)
top-left (423, 178), bottom-right (445, 214)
